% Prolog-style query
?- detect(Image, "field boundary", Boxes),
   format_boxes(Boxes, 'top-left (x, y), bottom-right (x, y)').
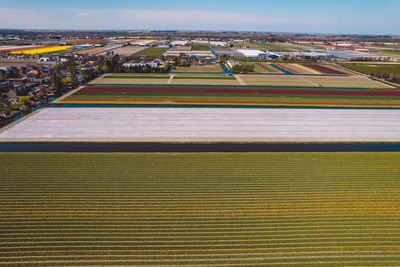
top-left (52, 86), bottom-right (86, 104)
top-left (2, 142), bottom-right (400, 152)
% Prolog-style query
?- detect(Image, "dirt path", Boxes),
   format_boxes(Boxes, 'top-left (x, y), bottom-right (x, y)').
top-left (298, 76), bottom-right (320, 87)
top-left (234, 75), bottom-right (246, 86)
top-left (52, 86), bottom-right (84, 104)
top-left (167, 74), bottom-right (175, 84)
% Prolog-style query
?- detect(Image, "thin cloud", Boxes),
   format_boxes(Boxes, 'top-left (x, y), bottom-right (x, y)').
top-left (0, 7), bottom-right (398, 34)
top-left (0, 8), bottom-right (301, 31)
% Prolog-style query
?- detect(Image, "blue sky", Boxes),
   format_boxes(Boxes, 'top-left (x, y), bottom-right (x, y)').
top-left (1, 0), bottom-right (399, 35)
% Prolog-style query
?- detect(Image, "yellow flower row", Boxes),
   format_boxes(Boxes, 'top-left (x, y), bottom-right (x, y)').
top-left (10, 45), bottom-right (73, 55)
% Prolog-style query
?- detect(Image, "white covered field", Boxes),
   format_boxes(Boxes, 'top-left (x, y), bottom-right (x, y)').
top-left (1, 107), bottom-right (400, 142)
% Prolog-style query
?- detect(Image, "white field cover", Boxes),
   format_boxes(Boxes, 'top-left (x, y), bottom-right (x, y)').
top-left (0, 107), bottom-right (400, 142)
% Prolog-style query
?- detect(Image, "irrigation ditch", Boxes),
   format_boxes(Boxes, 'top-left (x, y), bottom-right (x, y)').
top-left (2, 142), bottom-right (400, 153)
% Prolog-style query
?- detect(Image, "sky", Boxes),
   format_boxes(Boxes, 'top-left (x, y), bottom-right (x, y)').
top-left (0, 0), bottom-right (399, 35)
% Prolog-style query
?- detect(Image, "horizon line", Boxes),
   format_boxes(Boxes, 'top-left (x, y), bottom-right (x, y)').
top-left (0, 28), bottom-right (398, 37)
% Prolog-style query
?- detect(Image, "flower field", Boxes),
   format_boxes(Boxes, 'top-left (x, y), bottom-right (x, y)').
top-left (1, 152), bottom-right (400, 265)
top-left (135, 47), bottom-right (169, 56)
top-left (62, 84), bottom-right (400, 107)
top-left (239, 74), bottom-right (392, 88)
top-left (253, 62), bottom-right (283, 74)
top-left (79, 85), bottom-right (400, 96)
top-left (10, 45), bottom-right (73, 54)
top-left (250, 63), bottom-right (349, 75)
top-left (270, 63), bottom-right (348, 75)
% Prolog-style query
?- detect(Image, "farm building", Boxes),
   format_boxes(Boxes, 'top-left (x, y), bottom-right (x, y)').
top-left (275, 51), bottom-right (331, 59)
top-left (210, 41), bottom-right (228, 47)
top-left (212, 47), bottom-right (244, 57)
top-left (170, 40), bottom-right (189, 46)
top-left (237, 49), bottom-right (268, 59)
top-left (123, 59), bottom-right (163, 68)
top-left (163, 50), bottom-right (216, 62)
top-left (130, 40), bottom-right (155, 46)
top-left (36, 57), bottom-right (55, 64)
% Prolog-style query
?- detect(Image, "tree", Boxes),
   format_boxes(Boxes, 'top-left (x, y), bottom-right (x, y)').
top-left (231, 63), bottom-right (255, 74)
top-left (50, 73), bottom-right (64, 97)
top-left (61, 77), bottom-right (70, 88)
top-left (162, 62), bottom-right (171, 73)
top-left (18, 95), bottom-right (34, 106)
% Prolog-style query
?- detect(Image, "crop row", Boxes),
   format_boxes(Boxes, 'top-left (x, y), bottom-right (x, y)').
top-left (1, 152), bottom-right (400, 265)
top-left (79, 86), bottom-right (400, 96)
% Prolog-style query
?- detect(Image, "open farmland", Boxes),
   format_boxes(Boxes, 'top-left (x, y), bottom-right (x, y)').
top-left (170, 75), bottom-right (239, 86)
top-left (303, 75), bottom-right (394, 88)
top-left (68, 46), bottom-right (108, 55)
top-left (62, 82), bottom-right (400, 107)
top-left (3, 108), bottom-right (400, 141)
top-left (89, 72), bottom-right (391, 89)
top-left (240, 42), bottom-right (307, 52)
top-left (90, 73), bottom-right (171, 85)
top-left (1, 152), bottom-right (400, 265)
top-left (271, 63), bottom-right (350, 75)
top-left (191, 44), bottom-right (210, 51)
top-left (90, 73), bottom-right (240, 86)
top-left (371, 49), bottom-right (400, 57)
top-left (340, 63), bottom-right (400, 76)
top-left (9, 45), bottom-right (73, 54)
top-left (239, 74), bottom-right (393, 88)
top-left (173, 65), bottom-right (223, 73)
top-left (135, 47), bottom-right (169, 56)
top-left (252, 62), bottom-right (284, 74)
top-left (98, 46), bottom-right (146, 56)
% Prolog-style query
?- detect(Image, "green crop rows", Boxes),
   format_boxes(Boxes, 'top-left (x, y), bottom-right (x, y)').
top-left (135, 47), bottom-right (169, 57)
top-left (340, 63), bottom-right (400, 76)
top-left (67, 90), bottom-right (400, 105)
top-left (251, 42), bottom-right (307, 52)
top-left (1, 152), bottom-right (400, 265)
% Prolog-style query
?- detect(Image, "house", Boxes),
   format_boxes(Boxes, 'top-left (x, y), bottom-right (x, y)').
top-left (27, 70), bottom-right (39, 79)
top-left (123, 60), bottom-right (163, 68)
top-left (11, 83), bottom-right (38, 97)
top-left (37, 57), bottom-right (56, 64)
top-left (0, 81), bottom-right (14, 98)
top-left (6, 77), bottom-right (28, 86)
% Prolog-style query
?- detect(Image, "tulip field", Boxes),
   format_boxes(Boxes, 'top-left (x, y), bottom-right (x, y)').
top-left (252, 62), bottom-right (352, 75)
top-left (1, 152), bottom-right (400, 265)
top-left (10, 45), bottom-right (73, 54)
top-left (62, 84), bottom-right (400, 107)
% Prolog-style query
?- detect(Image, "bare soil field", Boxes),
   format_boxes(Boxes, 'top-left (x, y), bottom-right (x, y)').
top-left (90, 78), bottom-right (170, 85)
top-left (98, 46), bottom-right (146, 56)
top-left (239, 74), bottom-right (394, 88)
top-left (69, 47), bottom-right (108, 55)
top-left (168, 46), bottom-right (191, 51)
top-left (240, 75), bottom-right (313, 87)
top-left (306, 75), bottom-right (394, 88)
top-left (170, 79), bottom-right (240, 86)
top-left (173, 65), bottom-right (223, 73)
